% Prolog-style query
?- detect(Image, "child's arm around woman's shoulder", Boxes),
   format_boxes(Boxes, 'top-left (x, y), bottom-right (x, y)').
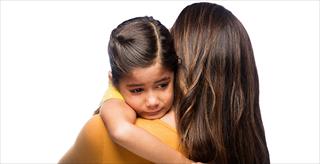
top-left (99, 85), bottom-right (194, 163)
top-left (100, 99), bottom-right (136, 139)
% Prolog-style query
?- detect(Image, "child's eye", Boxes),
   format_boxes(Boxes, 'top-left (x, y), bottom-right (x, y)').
top-left (157, 83), bottom-right (169, 89)
top-left (129, 88), bottom-right (144, 94)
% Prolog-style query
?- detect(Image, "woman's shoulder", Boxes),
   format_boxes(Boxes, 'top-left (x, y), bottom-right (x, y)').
top-left (59, 115), bottom-right (105, 163)
top-left (83, 115), bottom-right (178, 149)
top-left (59, 115), bottom-right (179, 163)
top-left (79, 115), bottom-right (177, 144)
top-left (135, 118), bottom-right (179, 151)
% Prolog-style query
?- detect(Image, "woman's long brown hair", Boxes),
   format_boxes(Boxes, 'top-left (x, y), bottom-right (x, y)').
top-left (171, 3), bottom-right (270, 164)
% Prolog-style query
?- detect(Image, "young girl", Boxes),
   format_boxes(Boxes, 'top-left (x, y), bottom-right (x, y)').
top-left (97, 16), bottom-right (193, 163)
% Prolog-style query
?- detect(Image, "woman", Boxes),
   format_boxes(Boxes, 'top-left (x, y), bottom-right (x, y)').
top-left (59, 2), bottom-right (269, 164)
top-left (171, 3), bottom-right (269, 163)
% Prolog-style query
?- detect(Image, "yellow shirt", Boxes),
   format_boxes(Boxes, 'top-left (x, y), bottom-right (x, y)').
top-left (59, 83), bottom-right (180, 163)
top-left (59, 115), bottom-right (179, 163)
top-left (101, 81), bottom-right (124, 102)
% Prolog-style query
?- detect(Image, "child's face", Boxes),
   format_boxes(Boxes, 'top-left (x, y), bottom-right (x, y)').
top-left (118, 62), bottom-right (174, 119)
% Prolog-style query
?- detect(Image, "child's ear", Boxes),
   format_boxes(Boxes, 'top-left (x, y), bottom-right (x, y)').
top-left (108, 71), bottom-right (113, 82)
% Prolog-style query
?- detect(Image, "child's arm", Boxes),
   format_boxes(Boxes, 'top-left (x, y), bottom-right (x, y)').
top-left (99, 99), bottom-right (193, 164)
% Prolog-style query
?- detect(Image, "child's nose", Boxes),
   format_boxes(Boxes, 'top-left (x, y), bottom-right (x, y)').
top-left (146, 95), bottom-right (159, 109)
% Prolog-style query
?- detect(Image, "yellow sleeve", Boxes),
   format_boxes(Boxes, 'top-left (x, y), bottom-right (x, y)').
top-left (59, 115), bottom-right (104, 163)
top-left (101, 81), bottom-right (124, 103)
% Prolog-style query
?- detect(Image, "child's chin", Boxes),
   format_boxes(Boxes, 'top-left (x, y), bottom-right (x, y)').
top-left (142, 114), bottom-right (164, 120)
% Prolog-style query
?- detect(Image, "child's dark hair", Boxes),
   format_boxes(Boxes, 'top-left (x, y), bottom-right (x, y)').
top-left (108, 16), bottom-right (178, 87)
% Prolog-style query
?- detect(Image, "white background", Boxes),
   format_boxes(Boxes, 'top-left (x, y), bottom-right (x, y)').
top-left (1, 1), bottom-right (319, 163)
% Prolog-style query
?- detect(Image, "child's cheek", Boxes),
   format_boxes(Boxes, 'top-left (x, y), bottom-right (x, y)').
top-left (124, 95), bottom-right (145, 113)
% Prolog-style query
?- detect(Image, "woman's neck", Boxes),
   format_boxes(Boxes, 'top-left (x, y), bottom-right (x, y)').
top-left (160, 109), bottom-right (176, 129)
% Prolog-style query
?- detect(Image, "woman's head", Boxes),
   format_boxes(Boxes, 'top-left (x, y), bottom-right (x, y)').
top-left (171, 3), bottom-right (269, 163)
top-left (108, 16), bottom-right (178, 119)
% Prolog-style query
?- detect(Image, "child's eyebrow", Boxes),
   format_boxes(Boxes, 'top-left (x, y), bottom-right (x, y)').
top-left (126, 83), bottom-right (144, 87)
top-left (155, 76), bottom-right (171, 84)
top-left (126, 77), bottom-right (171, 87)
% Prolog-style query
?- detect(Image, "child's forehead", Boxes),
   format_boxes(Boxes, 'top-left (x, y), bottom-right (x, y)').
top-left (123, 62), bottom-right (173, 83)
top-left (130, 62), bottom-right (166, 74)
